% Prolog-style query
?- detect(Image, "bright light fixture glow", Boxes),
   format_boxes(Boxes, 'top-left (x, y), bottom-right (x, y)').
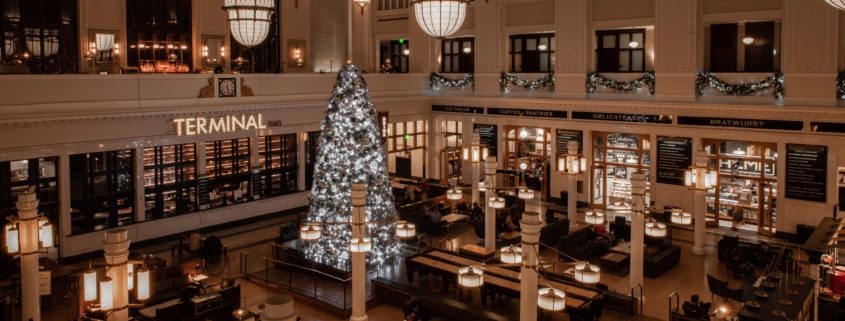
top-left (413, 0), bottom-right (469, 38)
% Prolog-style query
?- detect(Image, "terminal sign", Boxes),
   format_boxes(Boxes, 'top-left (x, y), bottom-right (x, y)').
top-left (172, 114), bottom-right (267, 136)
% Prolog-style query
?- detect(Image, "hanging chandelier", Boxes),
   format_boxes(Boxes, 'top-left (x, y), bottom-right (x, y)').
top-left (826, 1), bottom-right (845, 10)
top-left (412, 0), bottom-right (469, 38)
top-left (222, 0), bottom-right (275, 48)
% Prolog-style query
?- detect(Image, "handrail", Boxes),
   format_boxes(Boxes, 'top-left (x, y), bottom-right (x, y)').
top-left (631, 283), bottom-right (643, 315)
top-left (271, 241), bottom-right (352, 273)
top-left (240, 251), bottom-right (352, 283)
top-left (668, 291), bottom-right (680, 318)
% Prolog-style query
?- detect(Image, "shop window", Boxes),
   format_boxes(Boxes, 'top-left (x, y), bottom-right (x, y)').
top-left (205, 138), bottom-right (251, 208)
top-left (591, 133), bottom-right (650, 210)
top-left (126, 0), bottom-right (193, 73)
top-left (255, 133), bottom-right (297, 197)
top-left (0, 157), bottom-right (59, 234)
top-left (505, 126), bottom-right (552, 199)
top-left (229, 0), bottom-right (280, 74)
top-left (143, 144), bottom-right (196, 221)
top-left (305, 131), bottom-right (321, 190)
top-left (70, 150), bottom-right (134, 234)
top-left (704, 140), bottom-right (777, 235)
top-left (708, 21), bottom-right (778, 72)
top-left (0, 0), bottom-right (79, 74)
top-left (509, 33), bottom-right (555, 73)
top-left (441, 37), bottom-right (474, 73)
top-left (595, 29), bottom-right (646, 72)
top-left (386, 120), bottom-right (427, 178)
top-left (380, 39), bottom-right (409, 73)
top-left (440, 121), bottom-right (463, 183)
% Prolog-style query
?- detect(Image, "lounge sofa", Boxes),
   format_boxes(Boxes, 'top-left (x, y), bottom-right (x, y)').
top-left (540, 218), bottom-right (570, 246)
top-left (644, 245), bottom-right (681, 278)
top-left (557, 226), bottom-right (605, 261)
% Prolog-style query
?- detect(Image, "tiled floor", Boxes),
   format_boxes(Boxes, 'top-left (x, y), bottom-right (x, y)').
top-left (28, 198), bottom-right (806, 321)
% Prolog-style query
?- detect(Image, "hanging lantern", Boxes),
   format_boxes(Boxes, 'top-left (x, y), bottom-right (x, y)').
top-left (458, 266), bottom-right (483, 287)
top-left (671, 212), bottom-right (692, 225)
top-left (395, 221), bottom-right (416, 238)
top-left (99, 276), bottom-right (114, 311)
top-left (585, 211), bottom-right (605, 225)
top-left (5, 224), bottom-right (18, 254)
top-left (574, 263), bottom-right (600, 283)
top-left (300, 225), bottom-right (322, 240)
top-left (222, 0), bottom-right (276, 48)
top-left (136, 266), bottom-right (151, 301)
top-left (537, 287), bottom-right (565, 311)
top-left (84, 264), bottom-right (98, 301)
top-left (127, 263), bottom-right (134, 291)
top-left (499, 246), bottom-right (522, 264)
top-left (40, 220), bottom-right (53, 248)
top-left (350, 237), bottom-right (372, 252)
top-left (488, 196), bottom-right (505, 209)
top-left (412, 0), bottom-right (469, 38)
top-left (446, 188), bottom-right (462, 200)
top-left (645, 222), bottom-right (667, 237)
top-left (518, 187), bottom-right (534, 200)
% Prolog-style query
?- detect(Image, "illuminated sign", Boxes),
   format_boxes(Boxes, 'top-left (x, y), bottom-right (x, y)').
top-left (172, 114), bottom-right (267, 136)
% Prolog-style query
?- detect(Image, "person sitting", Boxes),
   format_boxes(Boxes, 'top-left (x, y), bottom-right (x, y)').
top-left (431, 210), bottom-right (441, 223)
top-left (402, 299), bottom-right (428, 321)
top-left (471, 202), bottom-right (484, 221)
top-left (404, 185), bottom-right (416, 204)
top-left (682, 294), bottom-right (712, 320)
top-left (592, 224), bottom-right (613, 248)
top-left (418, 178), bottom-right (430, 200)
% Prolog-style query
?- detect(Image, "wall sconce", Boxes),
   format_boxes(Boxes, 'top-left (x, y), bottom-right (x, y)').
top-left (295, 47), bottom-right (303, 66)
top-left (377, 111), bottom-right (389, 144)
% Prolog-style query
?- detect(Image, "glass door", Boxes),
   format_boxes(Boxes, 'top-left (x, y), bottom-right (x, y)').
top-left (591, 132), bottom-right (651, 210)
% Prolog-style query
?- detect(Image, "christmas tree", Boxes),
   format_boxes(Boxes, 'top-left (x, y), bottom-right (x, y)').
top-left (302, 64), bottom-right (401, 266)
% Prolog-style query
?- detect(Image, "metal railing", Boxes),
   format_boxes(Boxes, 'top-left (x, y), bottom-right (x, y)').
top-left (239, 251), bottom-right (353, 309)
top-left (631, 283), bottom-right (643, 315)
top-left (668, 291), bottom-right (680, 319)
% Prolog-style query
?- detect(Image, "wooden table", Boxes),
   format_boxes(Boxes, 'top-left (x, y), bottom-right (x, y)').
top-left (405, 255), bottom-right (461, 292)
top-left (458, 244), bottom-right (496, 260)
top-left (499, 231), bottom-right (521, 245)
top-left (599, 252), bottom-right (629, 272)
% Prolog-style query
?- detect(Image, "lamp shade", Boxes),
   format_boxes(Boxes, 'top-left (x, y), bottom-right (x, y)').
top-left (127, 263), bottom-right (134, 290)
top-left (671, 212), bottom-right (692, 225)
top-left (628, 40), bottom-right (639, 48)
top-left (518, 187), bottom-right (534, 200)
top-left (355, 0), bottom-right (370, 9)
top-left (413, 0), bottom-right (468, 38)
top-left (827, 0), bottom-right (845, 10)
top-left (585, 211), bottom-right (604, 225)
top-left (742, 36), bottom-right (754, 45)
top-left (136, 266), bottom-right (150, 301)
top-left (488, 196), bottom-right (505, 209)
top-left (223, 0), bottom-right (275, 48)
top-left (645, 222), bottom-right (667, 237)
top-left (84, 267), bottom-right (98, 301)
top-left (446, 188), bottom-right (462, 200)
top-left (458, 266), bottom-right (483, 287)
top-left (300, 225), bottom-right (321, 240)
top-left (40, 220), bottom-right (53, 248)
top-left (500, 246), bottom-right (522, 264)
top-left (574, 263), bottom-right (600, 283)
top-left (350, 237), bottom-right (372, 252)
top-left (99, 276), bottom-right (114, 311)
top-left (5, 224), bottom-right (18, 254)
top-left (396, 221), bottom-right (416, 238)
top-left (538, 288), bottom-right (565, 311)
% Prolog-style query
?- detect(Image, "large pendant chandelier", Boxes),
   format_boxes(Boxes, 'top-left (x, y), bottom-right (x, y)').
top-left (222, 0), bottom-right (275, 48)
top-left (826, 1), bottom-right (845, 10)
top-left (412, 0), bottom-right (469, 38)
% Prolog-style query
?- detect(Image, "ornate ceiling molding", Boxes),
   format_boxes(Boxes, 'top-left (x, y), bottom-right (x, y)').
top-left (655, 0), bottom-right (697, 73)
top-left (556, 0), bottom-right (587, 73)
top-left (783, 0), bottom-right (837, 73)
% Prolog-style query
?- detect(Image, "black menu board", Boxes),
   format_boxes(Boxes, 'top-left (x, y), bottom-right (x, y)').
top-left (474, 124), bottom-right (498, 159)
top-left (656, 137), bottom-right (692, 185)
top-left (555, 129), bottom-right (583, 159)
top-left (785, 144), bottom-right (827, 202)
top-left (197, 176), bottom-right (210, 207)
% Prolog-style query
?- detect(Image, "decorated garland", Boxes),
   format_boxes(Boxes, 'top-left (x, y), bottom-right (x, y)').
top-left (695, 72), bottom-right (784, 99)
top-left (500, 72), bottom-right (555, 92)
top-left (836, 72), bottom-right (845, 99)
top-left (586, 71), bottom-right (655, 95)
top-left (429, 73), bottom-right (474, 90)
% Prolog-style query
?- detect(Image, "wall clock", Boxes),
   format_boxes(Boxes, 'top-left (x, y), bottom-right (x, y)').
top-left (218, 78), bottom-right (237, 97)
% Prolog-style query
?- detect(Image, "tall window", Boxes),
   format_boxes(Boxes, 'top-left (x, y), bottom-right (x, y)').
top-left (595, 29), bottom-right (646, 72)
top-left (509, 33), bottom-right (555, 73)
top-left (305, 131), bottom-right (321, 190)
top-left (143, 144), bottom-right (196, 220)
top-left (230, 0), bottom-right (280, 73)
top-left (70, 150), bottom-right (134, 234)
top-left (377, 0), bottom-right (410, 11)
top-left (380, 40), bottom-right (409, 73)
top-left (205, 138), bottom-right (250, 207)
top-left (0, 157), bottom-right (59, 231)
top-left (255, 134), bottom-right (297, 197)
top-left (386, 120), bottom-right (427, 178)
top-left (0, 0), bottom-right (78, 74)
top-left (441, 37), bottom-right (474, 73)
top-left (126, 0), bottom-right (193, 73)
top-left (709, 21), bottom-right (778, 72)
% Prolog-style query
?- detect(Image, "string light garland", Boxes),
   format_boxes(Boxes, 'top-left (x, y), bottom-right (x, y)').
top-left (500, 72), bottom-right (555, 92)
top-left (694, 72), bottom-right (783, 100)
top-left (429, 73), bottom-right (474, 90)
top-left (302, 64), bottom-right (401, 266)
top-left (836, 72), bottom-right (845, 99)
top-left (586, 71), bottom-right (655, 95)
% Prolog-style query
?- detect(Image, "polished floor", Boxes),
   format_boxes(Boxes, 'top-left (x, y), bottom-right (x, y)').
top-left (25, 197), bottom-right (807, 321)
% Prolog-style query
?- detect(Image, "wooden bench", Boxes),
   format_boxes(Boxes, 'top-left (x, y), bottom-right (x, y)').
top-left (458, 244), bottom-right (496, 260)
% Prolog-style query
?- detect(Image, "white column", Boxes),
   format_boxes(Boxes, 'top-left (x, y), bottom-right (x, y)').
top-left (350, 183), bottom-right (368, 321)
top-left (519, 211), bottom-right (542, 321)
top-left (484, 157), bottom-right (498, 252)
top-left (17, 188), bottom-right (41, 321)
top-left (692, 150), bottom-right (708, 255)
top-left (471, 131), bottom-right (480, 206)
top-left (568, 174), bottom-right (577, 219)
top-left (297, 132), bottom-right (307, 192)
top-left (629, 172), bottom-right (646, 291)
top-left (103, 229), bottom-right (130, 321)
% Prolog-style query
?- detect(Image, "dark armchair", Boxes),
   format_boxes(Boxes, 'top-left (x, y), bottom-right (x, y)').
top-left (706, 274), bottom-right (742, 302)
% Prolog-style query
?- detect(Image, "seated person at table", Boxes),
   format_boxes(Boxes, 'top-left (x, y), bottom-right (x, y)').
top-left (431, 209), bottom-right (441, 223)
top-left (682, 294), bottom-right (712, 320)
top-left (471, 202), bottom-right (483, 221)
top-left (592, 224), bottom-right (613, 248)
top-left (402, 299), bottom-right (429, 321)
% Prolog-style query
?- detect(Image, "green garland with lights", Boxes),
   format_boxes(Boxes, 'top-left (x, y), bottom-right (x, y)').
top-left (695, 72), bottom-right (783, 99)
top-left (586, 71), bottom-right (655, 95)
top-left (500, 72), bottom-right (555, 92)
top-left (429, 73), bottom-right (474, 90)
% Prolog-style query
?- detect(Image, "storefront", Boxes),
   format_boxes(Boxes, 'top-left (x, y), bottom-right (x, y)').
top-left (703, 139), bottom-right (777, 236)
top-left (504, 126), bottom-right (551, 200)
top-left (440, 120), bottom-right (463, 184)
top-left (386, 120), bottom-right (428, 179)
top-left (591, 132), bottom-right (651, 210)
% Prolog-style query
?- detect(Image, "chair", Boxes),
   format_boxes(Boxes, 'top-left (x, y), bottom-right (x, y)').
top-left (706, 274), bottom-right (743, 302)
